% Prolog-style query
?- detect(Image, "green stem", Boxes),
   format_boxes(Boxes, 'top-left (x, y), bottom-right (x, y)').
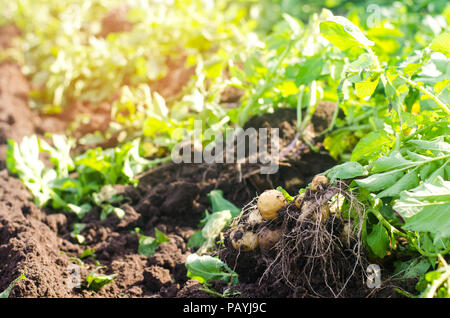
top-left (410, 233), bottom-right (450, 258)
top-left (403, 120), bottom-right (450, 142)
top-left (299, 81), bottom-right (318, 132)
top-left (296, 85), bottom-right (305, 129)
top-left (368, 208), bottom-right (407, 238)
top-left (330, 124), bottom-right (371, 135)
top-left (424, 265), bottom-right (450, 298)
top-left (400, 76), bottom-right (450, 116)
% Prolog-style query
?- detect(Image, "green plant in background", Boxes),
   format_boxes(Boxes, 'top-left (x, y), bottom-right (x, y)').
top-left (185, 253), bottom-right (238, 283)
top-left (6, 135), bottom-right (166, 219)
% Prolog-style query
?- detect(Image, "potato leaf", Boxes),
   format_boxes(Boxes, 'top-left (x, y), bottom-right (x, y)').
top-left (326, 161), bottom-right (367, 181)
top-left (355, 170), bottom-right (404, 192)
top-left (86, 267), bottom-right (117, 292)
top-left (185, 254), bottom-right (238, 285)
top-left (376, 169), bottom-right (420, 198)
top-left (394, 177), bottom-right (450, 241)
top-left (207, 190), bottom-right (241, 217)
top-left (351, 130), bottom-right (393, 163)
top-left (407, 139), bottom-right (450, 154)
top-left (198, 210), bottom-right (232, 254)
top-left (320, 15), bottom-right (374, 56)
top-left (371, 151), bottom-right (414, 173)
top-left (355, 76), bottom-right (380, 98)
top-left (138, 228), bottom-right (170, 257)
top-left (366, 222), bottom-right (390, 258)
top-left (430, 32), bottom-right (450, 57)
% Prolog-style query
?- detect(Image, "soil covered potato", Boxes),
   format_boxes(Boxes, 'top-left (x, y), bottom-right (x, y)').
top-left (230, 225), bottom-right (259, 252)
top-left (247, 208), bottom-right (264, 226)
top-left (258, 227), bottom-right (282, 251)
top-left (311, 175), bottom-right (329, 191)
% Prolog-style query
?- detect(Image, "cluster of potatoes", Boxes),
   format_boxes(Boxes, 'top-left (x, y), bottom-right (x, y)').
top-left (230, 176), bottom-right (330, 252)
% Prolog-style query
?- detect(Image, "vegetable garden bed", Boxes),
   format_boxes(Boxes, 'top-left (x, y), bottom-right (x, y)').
top-left (0, 0), bottom-right (449, 299)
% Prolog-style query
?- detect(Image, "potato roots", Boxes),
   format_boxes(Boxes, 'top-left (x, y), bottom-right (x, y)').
top-left (222, 179), bottom-right (368, 297)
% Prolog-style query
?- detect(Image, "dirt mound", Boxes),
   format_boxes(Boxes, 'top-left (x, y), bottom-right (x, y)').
top-left (0, 170), bottom-right (74, 297)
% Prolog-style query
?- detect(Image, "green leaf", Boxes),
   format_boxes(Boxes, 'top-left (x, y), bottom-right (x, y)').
top-left (80, 248), bottom-right (95, 259)
top-left (276, 186), bottom-right (294, 202)
top-left (351, 130), bottom-right (393, 162)
top-left (320, 15), bottom-right (374, 56)
top-left (355, 170), bottom-right (404, 192)
top-left (430, 32), bottom-right (450, 57)
top-left (100, 204), bottom-right (125, 220)
top-left (198, 210), bottom-right (232, 254)
top-left (348, 53), bottom-right (373, 72)
top-left (372, 151), bottom-right (414, 173)
top-left (39, 135), bottom-right (75, 177)
top-left (207, 190), bottom-right (241, 217)
top-left (185, 254), bottom-right (238, 285)
top-left (187, 231), bottom-right (205, 249)
top-left (394, 177), bottom-right (450, 241)
top-left (0, 268), bottom-right (27, 298)
top-left (292, 55), bottom-right (325, 86)
top-left (326, 161), bottom-right (367, 181)
top-left (67, 203), bottom-right (92, 219)
top-left (376, 169), bottom-right (420, 198)
top-left (282, 13), bottom-right (302, 37)
top-left (86, 267), bottom-right (116, 292)
top-left (393, 258), bottom-right (431, 279)
top-left (407, 139), bottom-right (450, 154)
top-left (138, 228), bottom-right (170, 257)
top-left (355, 76), bottom-right (380, 98)
top-left (366, 222), bottom-right (390, 258)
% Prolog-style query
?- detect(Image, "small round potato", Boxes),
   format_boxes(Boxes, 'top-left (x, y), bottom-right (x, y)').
top-left (257, 190), bottom-right (286, 220)
top-left (311, 175), bottom-right (329, 192)
top-left (247, 208), bottom-right (264, 227)
top-left (258, 227), bottom-right (282, 251)
top-left (230, 226), bottom-right (259, 252)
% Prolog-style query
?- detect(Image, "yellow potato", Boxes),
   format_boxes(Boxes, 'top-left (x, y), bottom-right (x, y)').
top-left (311, 175), bottom-right (329, 191)
top-left (257, 190), bottom-right (286, 220)
top-left (230, 226), bottom-right (259, 252)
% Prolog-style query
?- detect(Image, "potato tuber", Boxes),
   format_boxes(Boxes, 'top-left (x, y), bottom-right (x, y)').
top-left (230, 226), bottom-right (258, 252)
top-left (257, 189), bottom-right (286, 220)
top-left (311, 175), bottom-right (329, 191)
top-left (258, 227), bottom-right (282, 251)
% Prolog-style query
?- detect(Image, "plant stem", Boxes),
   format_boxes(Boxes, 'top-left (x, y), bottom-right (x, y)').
top-left (296, 85), bottom-right (305, 129)
top-left (369, 208), bottom-right (408, 238)
top-left (424, 265), bottom-right (450, 298)
top-left (400, 76), bottom-right (450, 116)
